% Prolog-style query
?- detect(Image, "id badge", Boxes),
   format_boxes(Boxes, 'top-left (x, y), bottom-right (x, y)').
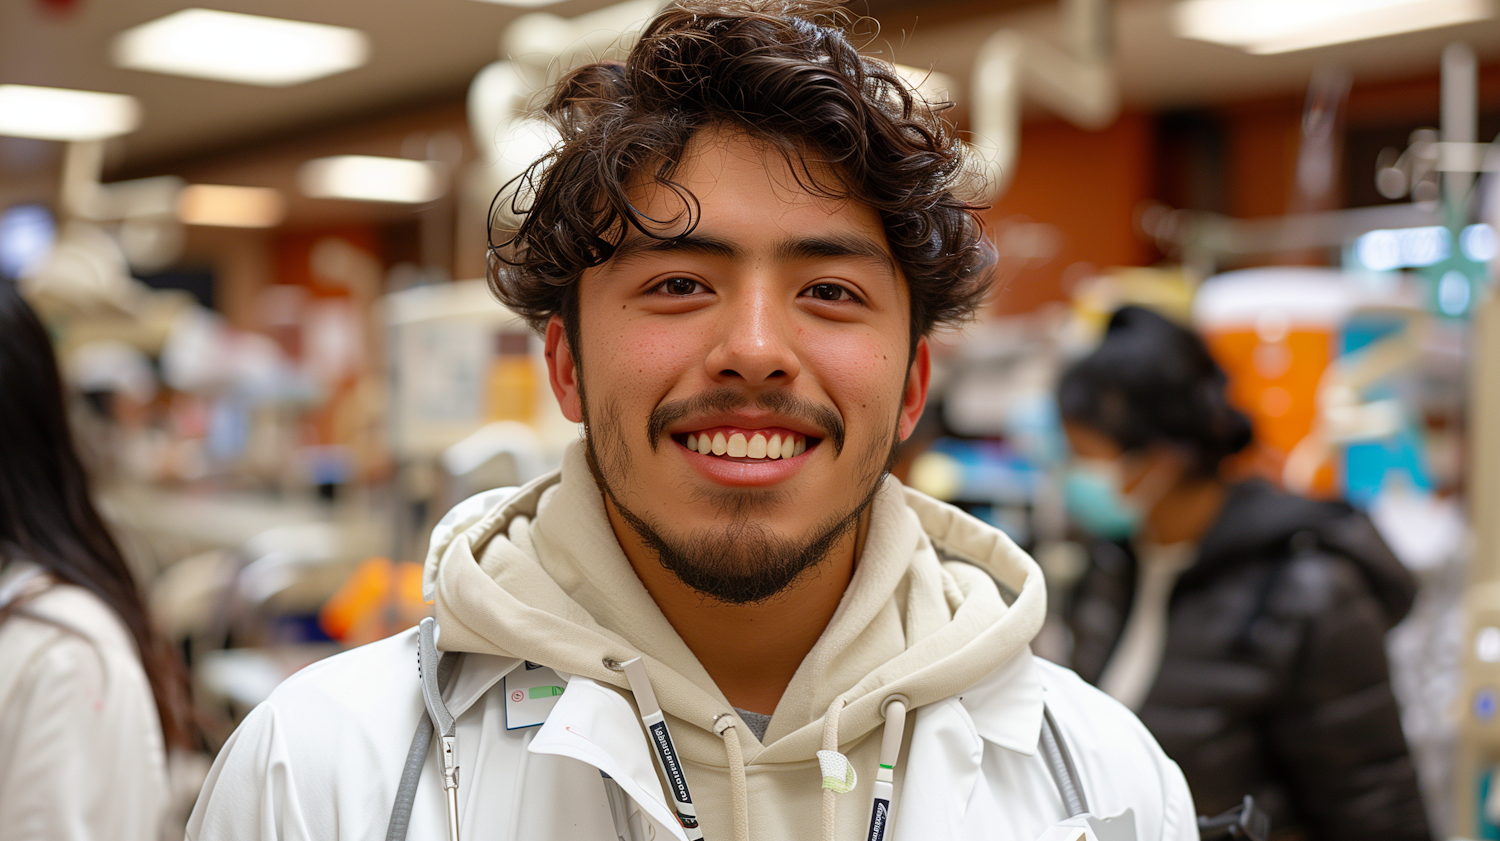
top-left (503, 662), bottom-right (566, 730)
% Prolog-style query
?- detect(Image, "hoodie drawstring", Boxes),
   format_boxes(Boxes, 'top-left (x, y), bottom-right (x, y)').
top-left (817, 698), bottom-right (848, 841)
top-left (713, 715), bottom-right (751, 841)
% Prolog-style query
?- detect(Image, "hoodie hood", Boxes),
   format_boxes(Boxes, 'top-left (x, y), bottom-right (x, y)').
top-left (1190, 479), bottom-right (1416, 627)
top-left (424, 441), bottom-right (1046, 770)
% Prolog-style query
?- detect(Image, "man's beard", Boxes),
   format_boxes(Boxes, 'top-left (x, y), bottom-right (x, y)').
top-left (582, 386), bottom-right (902, 605)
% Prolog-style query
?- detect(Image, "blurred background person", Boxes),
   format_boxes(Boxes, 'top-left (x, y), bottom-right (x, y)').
top-left (1058, 305), bottom-right (1429, 840)
top-left (0, 281), bottom-right (194, 841)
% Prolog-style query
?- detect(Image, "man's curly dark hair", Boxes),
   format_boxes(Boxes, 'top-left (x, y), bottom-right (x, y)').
top-left (487, 0), bottom-right (996, 355)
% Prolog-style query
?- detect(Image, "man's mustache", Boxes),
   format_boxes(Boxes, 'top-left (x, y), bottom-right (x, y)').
top-left (647, 388), bottom-right (846, 455)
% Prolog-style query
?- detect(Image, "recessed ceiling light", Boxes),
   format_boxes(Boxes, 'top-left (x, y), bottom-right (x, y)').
top-left (113, 9), bottom-right (369, 86)
top-left (468, 0), bottom-right (570, 9)
top-left (177, 185), bottom-right (286, 228)
top-left (1173, 0), bottom-right (1494, 54)
top-left (0, 84), bottom-right (140, 141)
top-left (298, 156), bottom-right (446, 204)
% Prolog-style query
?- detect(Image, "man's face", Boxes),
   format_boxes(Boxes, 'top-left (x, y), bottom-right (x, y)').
top-left (545, 127), bottom-right (930, 603)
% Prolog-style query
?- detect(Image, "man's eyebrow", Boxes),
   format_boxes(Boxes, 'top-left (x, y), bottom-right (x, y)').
top-left (606, 231), bottom-right (898, 279)
top-left (775, 235), bottom-right (897, 280)
top-left (610, 233), bottom-right (741, 265)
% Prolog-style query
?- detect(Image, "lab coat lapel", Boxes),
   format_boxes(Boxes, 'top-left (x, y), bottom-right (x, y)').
top-left (892, 650), bottom-right (1046, 839)
top-left (894, 698), bottom-right (983, 839)
top-left (958, 648), bottom-right (1044, 756)
top-left (527, 675), bottom-right (688, 841)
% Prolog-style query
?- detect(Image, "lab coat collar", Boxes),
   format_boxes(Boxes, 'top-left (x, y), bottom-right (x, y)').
top-left (445, 652), bottom-right (520, 719)
top-left (444, 653), bottom-right (684, 838)
top-left (528, 675), bottom-right (688, 841)
top-left (957, 647), bottom-right (1043, 756)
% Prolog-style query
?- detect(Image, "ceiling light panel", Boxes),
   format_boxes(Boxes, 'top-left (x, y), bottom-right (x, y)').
top-left (468, 0), bottom-right (570, 9)
top-left (113, 9), bottom-right (369, 87)
top-left (1173, 0), bottom-right (1494, 54)
top-left (299, 156), bottom-right (446, 204)
top-left (177, 185), bottom-right (286, 228)
top-left (0, 85), bottom-right (140, 141)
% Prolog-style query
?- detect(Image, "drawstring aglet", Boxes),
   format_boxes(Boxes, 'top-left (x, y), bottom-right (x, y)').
top-left (817, 750), bottom-right (858, 793)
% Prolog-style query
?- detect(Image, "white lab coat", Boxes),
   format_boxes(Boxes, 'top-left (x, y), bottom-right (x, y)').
top-left (188, 627), bottom-right (1199, 841)
top-left (0, 563), bottom-right (169, 841)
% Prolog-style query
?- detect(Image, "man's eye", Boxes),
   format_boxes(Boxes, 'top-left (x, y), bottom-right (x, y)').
top-left (658, 277), bottom-right (705, 296)
top-left (804, 283), bottom-right (856, 302)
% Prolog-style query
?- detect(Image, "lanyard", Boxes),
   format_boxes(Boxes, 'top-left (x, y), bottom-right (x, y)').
top-left (619, 657), bottom-right (705, 840)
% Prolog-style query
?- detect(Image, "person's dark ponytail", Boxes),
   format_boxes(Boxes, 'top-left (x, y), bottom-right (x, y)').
top-left (1192, 368), bottom-right (1253, 472)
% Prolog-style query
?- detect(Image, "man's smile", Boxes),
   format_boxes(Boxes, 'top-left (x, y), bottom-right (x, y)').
top-left (675, 428), bottom-right (814, 461)
top-left (670, 420), bottom-right (825, 488)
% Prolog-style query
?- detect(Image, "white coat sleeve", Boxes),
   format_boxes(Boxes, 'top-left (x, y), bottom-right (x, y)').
top-left (1037, 661), bottom-right (1201, 841)
top-left (1157, 744), bottom-right (1200, 841)
top-left (0, 633), bottom-right (168, 841)
top-left (187, 632), bottom-right (432, 841)
top-left (186, 701), bottom-right (320, 841)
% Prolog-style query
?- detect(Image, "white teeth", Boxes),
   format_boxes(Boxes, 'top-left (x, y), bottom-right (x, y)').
top-left (688, 431), bottom-right (809, 459)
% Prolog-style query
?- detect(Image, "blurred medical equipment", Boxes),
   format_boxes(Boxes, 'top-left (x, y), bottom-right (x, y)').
top-left (466, 0), bottom-right (655, 227)
top-left (1455, 173), bottom-right (1500, 839)
top-left (1196, 797), bottom-right (1270, 841)
top-left (383, 278), bottom-right (570, 560)
top-left (466, 0), bottom-right (1120, 210)
top-left (969, 0), bottom-right (1119, 198)
top-left (150, 519), bottom-right (381, 738)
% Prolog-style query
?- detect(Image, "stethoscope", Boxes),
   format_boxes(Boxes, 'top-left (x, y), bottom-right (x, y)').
top-left (385, 617), bottom-right (1097, 841)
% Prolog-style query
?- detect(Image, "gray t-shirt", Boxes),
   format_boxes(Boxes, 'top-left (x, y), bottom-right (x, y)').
top-left (733, 707), bottom-right (771, 742)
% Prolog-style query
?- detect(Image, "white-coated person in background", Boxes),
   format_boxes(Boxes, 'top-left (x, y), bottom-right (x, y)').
top-left (188, 3), bottom-right (1199, 840)
top-left (0, 280), bottom-right (194, 840)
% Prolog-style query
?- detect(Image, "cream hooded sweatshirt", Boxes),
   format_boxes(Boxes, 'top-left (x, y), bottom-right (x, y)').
top-left (189, 442), bottom-right (1198, 841)
top-left (429, 442), bottom-right (1043, 840)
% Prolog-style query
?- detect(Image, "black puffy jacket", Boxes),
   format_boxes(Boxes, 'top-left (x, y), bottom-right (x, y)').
top-left (1067, 479), bottom-right (1429, 841)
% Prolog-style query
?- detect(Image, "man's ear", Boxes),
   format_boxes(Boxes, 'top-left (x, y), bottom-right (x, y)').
top-left (544, 315), bottom-right (584, 423)
top-left (898, 337), bottom-right (931, 441)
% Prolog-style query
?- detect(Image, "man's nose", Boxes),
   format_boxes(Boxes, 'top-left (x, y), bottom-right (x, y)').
top-left (704, 288), bottom-right (801, 386)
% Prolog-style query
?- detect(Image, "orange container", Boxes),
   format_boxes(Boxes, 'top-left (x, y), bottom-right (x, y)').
top-left (1193, 268), bottom-right (1355, 496)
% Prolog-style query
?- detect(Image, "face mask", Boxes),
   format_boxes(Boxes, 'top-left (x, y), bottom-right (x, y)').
top-left (1063, 458), bottom-right (1143, 540)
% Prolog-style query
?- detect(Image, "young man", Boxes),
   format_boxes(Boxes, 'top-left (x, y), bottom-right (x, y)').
top-left (189, 3), bottom-right (1198, 840)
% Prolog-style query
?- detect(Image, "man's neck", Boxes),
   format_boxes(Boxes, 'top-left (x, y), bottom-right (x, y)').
top-left (603, 496), bottom-right (865, 715)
